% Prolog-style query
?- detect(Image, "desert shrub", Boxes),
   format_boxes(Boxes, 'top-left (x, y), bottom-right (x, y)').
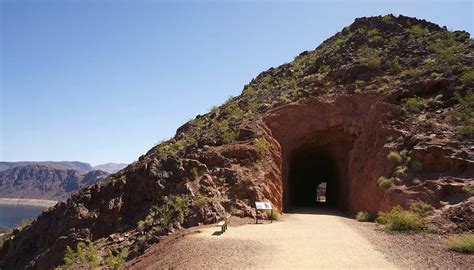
top-left (193, 194), bottom-right (208, 208)
top-left (409, 202), bottom-right (432, 217)
top-left (63, 245), bottom-right (75, 268)
top-left (428, 31), bottom-right (463, 65)
top-left (390, 58), bottom-right (402, 72)
top-left (104, 247), bottom-right (129, 269)
top-left (404, 68), bottom-right (422, 77)
top-left (137, 220), bottom-right (146, 232)
top-left (356, 211), bottom-right (376, 222)
top-left (378, 176), bottom-right (393, 191)
top-left (399, 150), bottom-right (409, 160)
top-left (460, 70), bottom-right (474, 84)
top-left (453, 91), bottom-right (474, 136)
top-left (153, 194), bottom-right (190, 228)
top-left (402, 96), bottom-right (425, 112)
top-left (243, 85), bottom-right (256, 96)
top-left (189, 167), bottom-right (198, 179)
top-left (254, 138), bottom-right (270, 153)
top-left (368, 29), bottom-right (383, 42)
top-left (462, 184), bottom-right (474, 193)
top-left (377, 85), bottom-right (389, 94)
top-left (63, 240), bottom-right (100, 269)
top-left (393, 166), bottom-right (407, 177)
top-left (358, 45), bottom-right (381, 67)
top-left (446, 234), bottom-right (474, 253)
top-left (382, 14), bottom-right (393, 22)
top-left (318, 65), bottom-right (330, 74)
top-left (409, 25), bottom-right (427, 35)
top-left (230, 207), bottom-right (238, 215)
top-left (376, 205), bottom-right (423, 231)
top-left (266, 210), bottom-right (280, 220)
top-left (85, 241), bottom-right (100, 269)
top-left (387, 151), bottom-right (403, 164)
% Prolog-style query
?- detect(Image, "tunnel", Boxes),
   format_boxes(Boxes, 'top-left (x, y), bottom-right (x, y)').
top-left (283, 129), bottom-right (355, 211)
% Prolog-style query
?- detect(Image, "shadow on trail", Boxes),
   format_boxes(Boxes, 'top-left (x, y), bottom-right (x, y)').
top-left (285, 206), bottom-right (354, 219)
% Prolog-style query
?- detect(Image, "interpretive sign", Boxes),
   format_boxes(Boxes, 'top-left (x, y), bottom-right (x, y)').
top-left (255, 202), bottom-right (272, 210)
top-left (255, 201), bottom-right (274, 224)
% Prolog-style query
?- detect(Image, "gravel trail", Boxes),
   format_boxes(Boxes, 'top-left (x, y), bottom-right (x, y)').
top-left (132, 210), bottom-right (397, 269)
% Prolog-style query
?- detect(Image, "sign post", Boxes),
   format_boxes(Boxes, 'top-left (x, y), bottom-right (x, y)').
top-left (255, 201), bottom-right (273, 224)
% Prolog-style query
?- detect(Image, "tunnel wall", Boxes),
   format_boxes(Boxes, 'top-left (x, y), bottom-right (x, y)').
top-left (260, 94), bottom-right (400, 213)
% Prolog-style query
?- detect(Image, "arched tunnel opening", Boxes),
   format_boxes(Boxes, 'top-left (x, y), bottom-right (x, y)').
top-left (288, 149), bottom-right (339, 208)
top-left (283, 129), bottom-right (355, 212)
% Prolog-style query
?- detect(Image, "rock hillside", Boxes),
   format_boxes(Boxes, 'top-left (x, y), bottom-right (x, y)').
top-left (0, 15), bottom-right (472, 269)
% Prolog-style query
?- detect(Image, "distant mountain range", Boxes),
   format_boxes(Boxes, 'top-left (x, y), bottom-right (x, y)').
top-left (0, 165), bottom-right (110, 200)
top-left (0, 161), bottom-right (127, 174)
top-left (0, 161), bottom-right (127, 201)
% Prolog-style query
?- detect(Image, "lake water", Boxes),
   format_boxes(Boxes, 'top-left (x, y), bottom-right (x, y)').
top-left (0, 204), bottom-right (48, 228)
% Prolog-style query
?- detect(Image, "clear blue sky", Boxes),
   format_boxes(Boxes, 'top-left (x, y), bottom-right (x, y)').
top-left (1, 0), bottom-right (472, 165)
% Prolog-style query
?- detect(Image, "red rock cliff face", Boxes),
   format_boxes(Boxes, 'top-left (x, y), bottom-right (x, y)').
top-left (259, 94), bottom-right (395, 212)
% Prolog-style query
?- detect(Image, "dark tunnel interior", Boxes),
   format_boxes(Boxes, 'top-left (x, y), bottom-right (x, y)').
top-left (287, 147), bottom-right (340, 209)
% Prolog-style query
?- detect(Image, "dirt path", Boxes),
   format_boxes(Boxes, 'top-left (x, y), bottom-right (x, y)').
top-left (130, 210), bottom-right (398, 269)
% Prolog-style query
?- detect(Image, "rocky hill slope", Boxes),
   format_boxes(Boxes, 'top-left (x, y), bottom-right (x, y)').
top-left (0, 15), bottom-right (472, 269)
top-left (0, 165), bottom-right (109, 201)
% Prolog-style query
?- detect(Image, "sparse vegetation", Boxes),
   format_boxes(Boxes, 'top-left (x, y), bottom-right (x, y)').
top-left (189, 167), bottom-right (198, 179)
top-left (356, 211), bottom-right (376, 222)
top-left (358, 45), bottom-right (381, 67)
top-left (63, 240), bottom-right (100, 269)
top-left (393, 166), bottom-right (407, 177)
top-left (462, 184), bottom-right (474, 193)
top-left (428, 31), bottom-right (464, 65)
top-left (104, 247), bottom-right (129, 269)
top-left (266, 210), bottom-right (280, 220)
top-left (409, 25), bottom-right (427, 35)
top-left (387, 151), bottom-right (403, 164)
top-left (230, 207), bottom-right (238, 215)
top-left (446, 234), bottom-right (474, 253)
top-left (409, 202), bottom-right (432, 217)
top-left (377, 85), bottom-right (389, 94)
top-left (377, 176), bottom-right (393, 191)
top-left (254, 138), bottom-right (270, 153)
top-left (376, 205), bottom-right (423, 232)
top-left (460, 70), bottom-right (474, 84)
top-left (192, 194), bottom-right (208, 208)
top-left (453, 91), bottom-right (474, 136)
top-left (402, 96), bottom-right (426, 112)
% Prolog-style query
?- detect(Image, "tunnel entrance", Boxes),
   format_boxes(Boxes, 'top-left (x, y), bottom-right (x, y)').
top-left (288, 149), bottom-right (339, 208)
top-left (283, 129), bottom-right (355, 211)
